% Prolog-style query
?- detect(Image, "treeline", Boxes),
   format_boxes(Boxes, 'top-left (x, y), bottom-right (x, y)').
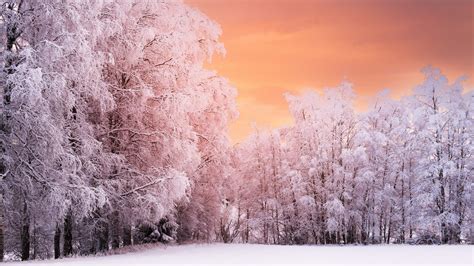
top-left (0, 0), bottom-right (237, 261)
top-left (228, 71), bottom-right (472, 245)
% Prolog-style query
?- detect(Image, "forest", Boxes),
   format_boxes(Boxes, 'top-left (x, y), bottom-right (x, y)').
top-left (0, 0), bottom-right (472, 262)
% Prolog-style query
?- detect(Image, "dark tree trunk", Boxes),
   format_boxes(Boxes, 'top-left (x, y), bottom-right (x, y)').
top-left (0, 196), bottom-right (4, 262)
top-left (54, 224), bottom-right (61, 259)
top-left (400, 179), bottom-right (406, 243)
top-left (123, 225), bottom-right (132, 246)
top-left (387, 220), bottom-right (391, 244)
top-left (245, 209), bottom-right (250, 243)
top-left (98, 219), bottom-right (109, 252)
top-left (31, 224), bottom-right (37, 260)
top-left (21, 223), bottom-right (30, 261)
top-left (441, 222), bottom-right (449, 244)
top-left (0, 227), bottom-right (3, 262)
top-left (21, 203), bottom-right (30, 261)
top-left (63, 212), bottom-right (73, 256)
top-left (110, 211), bottom-right (120, 249)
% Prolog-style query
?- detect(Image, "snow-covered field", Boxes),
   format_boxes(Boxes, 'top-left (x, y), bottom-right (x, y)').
top-left (6, 244), bottom-right (473, 266)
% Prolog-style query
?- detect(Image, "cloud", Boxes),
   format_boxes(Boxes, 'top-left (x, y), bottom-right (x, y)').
top-left (190, 0), bottom-right (473, 142)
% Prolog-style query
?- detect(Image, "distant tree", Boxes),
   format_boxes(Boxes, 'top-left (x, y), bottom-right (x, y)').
top-left (233, 70), bottom-right (471, 245)
top-left (407, 67), bottom-right (472, 243)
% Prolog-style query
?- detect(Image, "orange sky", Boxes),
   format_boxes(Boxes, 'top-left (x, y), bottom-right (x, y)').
top-left (188, 0), bottom-right (473, 142)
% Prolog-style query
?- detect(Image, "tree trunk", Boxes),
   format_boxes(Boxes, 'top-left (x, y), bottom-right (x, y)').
top-left (21, 222), bottom-right (30, 261)
top-left (21, 203), bottom-right (30, 261)
top-left (63, 212), bottom-right (73, 256)
top-left (110, 211), bottom-right (120, 249)
top-left (378, 212), bottom-right (383, 243)
top-left (98, 219), bottom-right (109, 252)
top-left (245, 209), bottom-right (250, 243)
top-left (54, 224), bottom-right (61, 259)
top-left (123, 225), bottom-right (132, 246)
top-left (275, 209), bottom-right (280, 244)
top-left (387, 219), bottom-right (391, 244)
top-left (0, 229), bottom-right (2, 261)
top-left (0, 195), bottom-right (4, 262)
top-left (31, 223), bottom-right (37, 260)
top-left (441, 222), bottom-right (448, 244)
top-left (400, 179), bottom-right (406, 243)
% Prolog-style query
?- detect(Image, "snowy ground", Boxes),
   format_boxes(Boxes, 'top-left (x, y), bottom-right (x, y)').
top-left (6, 244), bottom-right (473, 266)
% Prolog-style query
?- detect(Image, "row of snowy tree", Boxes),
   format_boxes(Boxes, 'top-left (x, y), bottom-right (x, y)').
top-left (229, 68), bottom-right (472, 245)
top-left (0, 0), bottom-right (237, 261)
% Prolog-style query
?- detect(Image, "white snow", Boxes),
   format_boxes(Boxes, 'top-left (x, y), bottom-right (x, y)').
top-left (6, 244), bottom-right (473, 266)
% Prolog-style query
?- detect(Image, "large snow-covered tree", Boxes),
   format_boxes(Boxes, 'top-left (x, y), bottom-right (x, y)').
top-left (95, 0), bottom-right (237, 247)
top-left (0, 0), bottom-right (237, 260)
top-left (0, 0), bottom-right (115, 260)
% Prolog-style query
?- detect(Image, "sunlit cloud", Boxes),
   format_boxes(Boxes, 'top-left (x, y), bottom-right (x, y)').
top-left (189, 0), bottom-right (473, 142)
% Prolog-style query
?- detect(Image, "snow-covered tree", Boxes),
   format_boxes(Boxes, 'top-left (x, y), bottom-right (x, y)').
top-left (95, 0), bottom-right (237, 247)
top-left (233, 69), bottom-right (471, 245)
top-left (406, 67), bottom-right (472, 243)
top-left (0, 0), bottom-right (115, 260)
top-left (0, 0), bottom-right (237, 259)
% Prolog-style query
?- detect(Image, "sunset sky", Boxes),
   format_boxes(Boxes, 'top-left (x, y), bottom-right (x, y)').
top-left (188, 0), bottom-right (473, 142)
